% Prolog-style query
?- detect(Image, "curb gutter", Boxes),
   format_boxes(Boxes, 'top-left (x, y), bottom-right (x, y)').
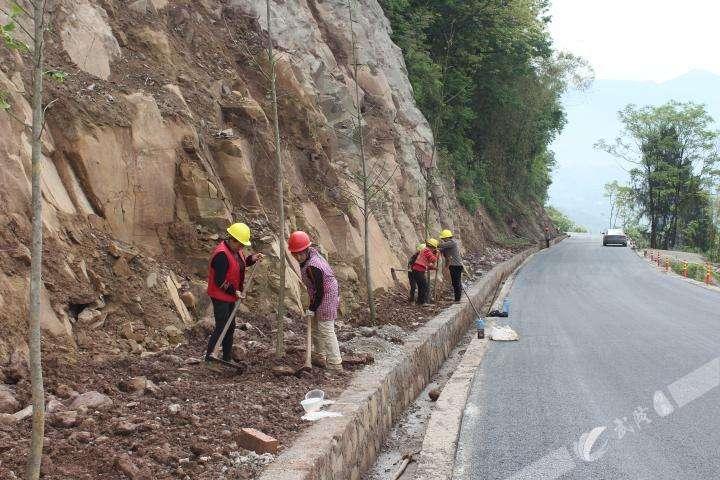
top-left (258, 239), bottom-right (562, 480)
top-left (411, 236), bottom-right (565, 479)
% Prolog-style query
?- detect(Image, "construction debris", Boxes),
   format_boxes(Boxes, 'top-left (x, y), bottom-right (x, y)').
top-left (488, 325), bottom-right (519, 341)
top-left (237, 428), bottom-right (279, 455)
top-left (165, 275), bottom-right (194, 327)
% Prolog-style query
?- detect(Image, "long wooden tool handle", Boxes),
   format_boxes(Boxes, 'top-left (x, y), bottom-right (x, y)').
top-left (433, 256), bottom-right (442, 301)
top-left (239, 263), bottom-right (259, 299)
top-left (305, 312), bottom-right (312, 368)
top-left (462, 286), bottom-right (482, 318)
top-left (211, 300), bottom-right (242, 357)
top-left (211, 262), bottom-right (262, 357)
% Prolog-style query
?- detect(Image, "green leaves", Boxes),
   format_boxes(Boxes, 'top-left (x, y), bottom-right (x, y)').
top-left (0, 90), bottom-right (10, 111)
top-left (10, 2), bottom-right (23, 17)
top-left (44, 69), bottom-right (68, 83)
top-left (1, 2), bottom-right (29, 52)
top-left (546, 206), bottom-right (586, 233)
top-left (597, 102), bottom-right (720, 250)
top-left (381, 0), bottom-right (579, 216)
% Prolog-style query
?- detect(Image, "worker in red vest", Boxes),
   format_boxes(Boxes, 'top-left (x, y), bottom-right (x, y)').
top-left (411, 239), bottom-right (439, 305)
top-left (205, 222), bottom-right (264, 362)
top-left (407, 243), bottom-right (425, 303)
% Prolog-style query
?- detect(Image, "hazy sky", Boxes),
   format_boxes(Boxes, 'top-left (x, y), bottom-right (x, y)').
top-left (549, 0), bottom-right (720, 82)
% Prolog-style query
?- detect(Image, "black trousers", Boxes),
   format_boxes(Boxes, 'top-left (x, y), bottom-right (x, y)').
top-left (449, 265), bottom-right (463, 301)
top-left (206, 299), bottom-right (236, 360)
top-left (408, 271), bottom-right (418, 301)
top-left (411, 270), bottom-right (429, 304)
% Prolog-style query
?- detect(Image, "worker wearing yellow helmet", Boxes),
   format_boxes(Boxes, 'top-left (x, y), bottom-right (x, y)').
top-left (406, 243), bottom-right (426, 303)
top-left (438, 229), bottom-right (464, 302)
top-left (205, 222), bottom-right (265, 363)
top-left (411, 239), bottom-right (439, 305)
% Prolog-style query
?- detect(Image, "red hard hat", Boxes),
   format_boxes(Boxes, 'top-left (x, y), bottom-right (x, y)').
top-left (288, 231), bottom-right (312, 253)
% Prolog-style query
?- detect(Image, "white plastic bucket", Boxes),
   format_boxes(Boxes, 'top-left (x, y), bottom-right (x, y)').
top-left (301, 397), bottom-right (323, 413)
top-left (304, 389), bottom-right (325, 401)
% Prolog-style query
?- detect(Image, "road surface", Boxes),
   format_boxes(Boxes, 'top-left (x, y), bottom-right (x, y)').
top-left (454, 234), bottom-right (720, 480)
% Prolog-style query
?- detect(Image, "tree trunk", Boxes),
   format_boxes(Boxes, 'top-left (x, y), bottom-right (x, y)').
top-left (424, 164), bottom-right (432, 239)
top-left (650, 214), bottom-right (658, 249)
top-left (27, 1), bottom-right (47, 478)
top-left (347, 0), bottom-right (375, 324)
top-left (266, 0), bottom-right (285, 358)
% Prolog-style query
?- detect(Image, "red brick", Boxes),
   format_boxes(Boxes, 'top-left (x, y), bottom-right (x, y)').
top-left (237, 428), bottom-right (278, 454)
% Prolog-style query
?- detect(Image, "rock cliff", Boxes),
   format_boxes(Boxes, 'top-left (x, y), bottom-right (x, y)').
top-left (0, 0), bottom-right (547, 362)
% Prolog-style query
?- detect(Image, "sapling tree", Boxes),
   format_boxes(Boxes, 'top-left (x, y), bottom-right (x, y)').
top-left (333, 0), bottom-right (399, 324)
top-left (265, 0), bottom-right (287, 357)
top-left (0, 0), bottom-right (63, 477)
top-left (221, 4), bottom-right (288, 356)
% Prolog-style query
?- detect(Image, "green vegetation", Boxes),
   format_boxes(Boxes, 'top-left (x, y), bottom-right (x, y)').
top-left (597, 102), bottom-right (720, 253)
top-left (380, 0), bottom-right (591, 218)
top-left (546, 205), bottom-right (587, 233)
top-left (668, 259), bottom-right (718, 284)
top-left (495, 234), bottom-right (533, 248)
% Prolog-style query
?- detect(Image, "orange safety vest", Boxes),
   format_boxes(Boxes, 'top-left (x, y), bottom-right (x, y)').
top-left (206, 241), bottom-right (245, 302)
top-left (412, 248), bottom-right (437, 272)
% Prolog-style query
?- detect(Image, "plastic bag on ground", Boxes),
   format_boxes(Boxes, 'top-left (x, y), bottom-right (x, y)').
top-left (302, 411), bottom-right (343, 421)
top-left (489, 325), bottom-right (519, 341)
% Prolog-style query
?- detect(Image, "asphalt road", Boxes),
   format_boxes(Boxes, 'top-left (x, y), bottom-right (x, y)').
top-left (454, 235), bottom-right (720, 480)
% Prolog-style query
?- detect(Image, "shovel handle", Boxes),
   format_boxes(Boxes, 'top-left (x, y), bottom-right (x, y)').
top-left (239, 263), bottom-right (259, 299)
top-left (211, 299), bottom-right (242, 357)
top-left (304, 312), bottom-right (313, 369)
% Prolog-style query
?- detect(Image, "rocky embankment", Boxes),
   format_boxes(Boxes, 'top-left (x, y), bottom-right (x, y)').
top-left (0, 0), bottom-right (552, 476)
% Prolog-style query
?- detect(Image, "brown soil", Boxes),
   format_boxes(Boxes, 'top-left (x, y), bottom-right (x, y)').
top-left (346, 244), bottom-right (525, 330)
top-left (0, 243), bottom-right (522, 480)
top-left (0, 313), bottom-right (354, 479)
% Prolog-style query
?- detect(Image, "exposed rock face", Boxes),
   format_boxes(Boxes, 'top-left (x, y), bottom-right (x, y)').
top-left (0, 0), bottom-right (540, 363)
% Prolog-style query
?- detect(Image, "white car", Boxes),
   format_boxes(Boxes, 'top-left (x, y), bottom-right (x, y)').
top-left (603, 228), bottom-right (628, 247)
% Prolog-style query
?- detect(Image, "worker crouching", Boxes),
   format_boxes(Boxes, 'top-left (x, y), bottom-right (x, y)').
top-left (411, 239), bottom-right (439, 305)
top-left (288, 231), bottom-right (343, 371)
top-left (205, 222), bottom-right (264, 362)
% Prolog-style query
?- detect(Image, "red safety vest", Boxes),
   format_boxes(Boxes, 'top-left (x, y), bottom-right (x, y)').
top-left (206, 241), bottom-right (245, 302)
top-left (412, 248), bottom-right (437, 272)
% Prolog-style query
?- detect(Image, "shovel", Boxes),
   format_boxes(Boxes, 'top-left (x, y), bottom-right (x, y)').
top-left (390, 267), bottom-right (410, 290)
top-left (294, 310), bottom-right (314, 374)
top-left (210, 262), bottom-right (260, 359)
top-left (461, 285), bottom-right (487, 339)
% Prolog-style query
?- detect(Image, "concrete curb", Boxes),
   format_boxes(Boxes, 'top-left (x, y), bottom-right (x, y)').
top-left (412, 236), bottom-right (564, 479)
top-left (413, 336), bottom-right (489, 479)
top-left (257, 241), bottom-right (557, 480)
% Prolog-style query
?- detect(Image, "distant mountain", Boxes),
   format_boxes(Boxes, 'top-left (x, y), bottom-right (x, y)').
top-left (549, 70), bottom-right (720, 233)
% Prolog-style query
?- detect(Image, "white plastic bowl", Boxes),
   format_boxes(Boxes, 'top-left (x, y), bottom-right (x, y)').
top-left (301, 397), bottom-right (323, 413)
top-left (304, 389), bottom-right (325, 401)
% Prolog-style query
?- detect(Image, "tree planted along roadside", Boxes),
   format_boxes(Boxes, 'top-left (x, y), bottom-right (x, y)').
top-left (596, 101), bottom-right (720, 250)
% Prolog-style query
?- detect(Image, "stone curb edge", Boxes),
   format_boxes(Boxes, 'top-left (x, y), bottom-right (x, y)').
top-left (411, 237), bottom-right (565, 479)
top-left (257, 239), bottom-right (562, 480)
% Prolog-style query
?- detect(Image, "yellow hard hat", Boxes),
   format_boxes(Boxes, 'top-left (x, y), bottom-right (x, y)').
top-left (416, 242), bottom-right (426, 251)
top-left (227, 222), bottom-right (251, 246)
top-left (426, 238), bottom-right (439, 248)
top-left (439, 229), bottom-right (453, 239)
